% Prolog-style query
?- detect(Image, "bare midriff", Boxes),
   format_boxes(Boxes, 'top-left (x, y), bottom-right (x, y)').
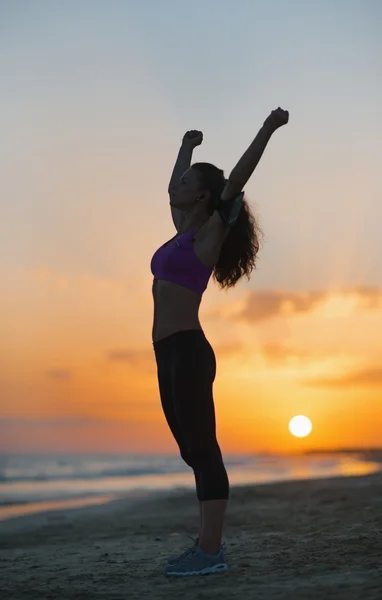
top-left (152, 279), bottom-right (203, 342)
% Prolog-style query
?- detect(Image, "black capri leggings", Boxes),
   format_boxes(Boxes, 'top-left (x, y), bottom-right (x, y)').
top-left (153, 329), bottom-right (229, 501)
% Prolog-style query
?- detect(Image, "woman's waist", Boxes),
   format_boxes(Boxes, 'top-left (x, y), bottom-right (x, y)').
top-left (152, 280), bottom-right (203, 342)
top-left (153, 280), bottom-right (201, 311)
top-left (152, 324), bottom-right (204, 345)
top-left (153, 300), bottom-right (201, 319)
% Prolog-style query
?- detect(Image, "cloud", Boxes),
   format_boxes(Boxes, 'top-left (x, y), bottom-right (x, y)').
top-left (45, 369), bottom-right (72, 380)
top-left (214, 341), bottom-right (245, 357)
top-left (210, 289), bottom-right (325, 322)
top-left (303, 367), bottom-right (382, 388)
top-left (107, 349), bottom-right (155, 372)
top-left (261, 343), bottom-right (313, 365)
top-left (351, 286), bottom-right (382, 309)
top-left (209, 286), bottom-right (382, 323)
top-left (243, 290), bottom-right (325, 321)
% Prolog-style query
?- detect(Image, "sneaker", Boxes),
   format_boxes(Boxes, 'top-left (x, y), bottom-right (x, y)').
top-left (167, 537), bottom-right (227, 566)
top-left (167, 536), bottom-right (199, 566)
top-left (165, 544), bottom-right (228, 576)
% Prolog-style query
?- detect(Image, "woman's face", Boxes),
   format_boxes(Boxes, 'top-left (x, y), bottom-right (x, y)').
top-left (169, 168), bottom-right (203, 212)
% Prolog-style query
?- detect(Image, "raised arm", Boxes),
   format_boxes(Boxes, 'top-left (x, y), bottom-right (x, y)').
top-left (168, 130), bottom-right (203, 231)
top-left (196, 108), bottom-right (289, 252)
top-left (221, 107), bottom-right (289, 203)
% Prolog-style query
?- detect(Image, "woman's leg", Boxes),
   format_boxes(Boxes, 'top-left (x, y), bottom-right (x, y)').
top-left (154, 339), bottom-right (203, 537)
top-left (171, 331), bottom-right (229, 554)
top-left (200, 500), bottom-right (227, 555)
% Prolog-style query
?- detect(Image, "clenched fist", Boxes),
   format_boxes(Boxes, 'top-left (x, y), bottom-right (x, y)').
top-left (182, 130), bottom-right (203, 149)
top-left (264, 108), bottom-right (289, 132)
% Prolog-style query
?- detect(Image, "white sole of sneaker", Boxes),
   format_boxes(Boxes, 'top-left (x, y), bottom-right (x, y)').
top-left (165, 563), bottom-right (228, 576)
top-left (167, 545), bottom-right (225, 566)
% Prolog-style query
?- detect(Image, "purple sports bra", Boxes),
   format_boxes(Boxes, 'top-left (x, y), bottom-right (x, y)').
top-left (150, 230), bottom-right (213, 295)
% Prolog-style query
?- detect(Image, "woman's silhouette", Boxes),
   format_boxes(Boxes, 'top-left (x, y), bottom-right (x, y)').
top-left (151, 107), bottom-right (289, 576)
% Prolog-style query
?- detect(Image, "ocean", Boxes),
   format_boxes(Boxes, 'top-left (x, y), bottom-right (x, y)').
top-left (0, 452), bottom-right (380, 520)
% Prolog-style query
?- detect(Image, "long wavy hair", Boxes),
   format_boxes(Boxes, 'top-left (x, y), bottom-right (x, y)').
top-left (192, 162), bottom-right (262, 289)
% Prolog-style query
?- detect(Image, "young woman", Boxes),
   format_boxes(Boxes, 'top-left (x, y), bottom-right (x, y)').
top-left (150, 107), bottom-right (289, 576)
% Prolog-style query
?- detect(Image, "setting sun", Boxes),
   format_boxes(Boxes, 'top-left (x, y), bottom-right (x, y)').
top-left (289, 415), bottom-right (313, 438)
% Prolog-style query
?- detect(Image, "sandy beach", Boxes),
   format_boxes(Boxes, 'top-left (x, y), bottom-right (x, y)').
top-left (1, 472), bottom-right (381, 600)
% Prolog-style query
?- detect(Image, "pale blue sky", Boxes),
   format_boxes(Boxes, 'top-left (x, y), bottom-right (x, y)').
top-left (1, 0), bottom-right (381, 292)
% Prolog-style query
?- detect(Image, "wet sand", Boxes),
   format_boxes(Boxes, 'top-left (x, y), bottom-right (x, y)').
top-left (1, 472), bottom-right (381, 600)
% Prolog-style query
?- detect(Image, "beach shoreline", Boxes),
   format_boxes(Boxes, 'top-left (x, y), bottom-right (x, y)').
top-left (1, 471), bottom-right (381, 599)
top-left (1, 451), bottom-right (380, 522)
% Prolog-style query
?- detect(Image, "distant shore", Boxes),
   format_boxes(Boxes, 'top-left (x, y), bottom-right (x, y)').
top-left (304, 448), bottom-right (382, 460)
top-left (1, 450), bottom-right (381, 523)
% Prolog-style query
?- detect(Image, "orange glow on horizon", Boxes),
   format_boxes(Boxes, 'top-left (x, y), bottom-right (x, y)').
top-left (1, 271), bottom-right (382, 454)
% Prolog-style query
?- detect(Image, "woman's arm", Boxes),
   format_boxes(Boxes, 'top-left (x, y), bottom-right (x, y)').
top-left (221, 107), bottom-right (289, 202)
top-left (168, 130), bottom-right (203, 193)
top-left (195, 109), bottom-right (289, 266)
top-left (168, 130), bottom-right (203, 231)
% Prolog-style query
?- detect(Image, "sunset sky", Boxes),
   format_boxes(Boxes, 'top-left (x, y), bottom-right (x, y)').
top-left (1, 0), bottom-right (381, 454)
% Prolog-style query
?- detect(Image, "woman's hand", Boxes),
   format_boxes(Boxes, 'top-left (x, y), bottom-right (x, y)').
top-left (182, 130), bottom-right (203, 149)
top-left (264, 107), bottom-right (289, 132)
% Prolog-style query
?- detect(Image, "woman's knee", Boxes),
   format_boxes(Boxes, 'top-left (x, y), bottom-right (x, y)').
top-left (187, 443), bottom-right (223, 472)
